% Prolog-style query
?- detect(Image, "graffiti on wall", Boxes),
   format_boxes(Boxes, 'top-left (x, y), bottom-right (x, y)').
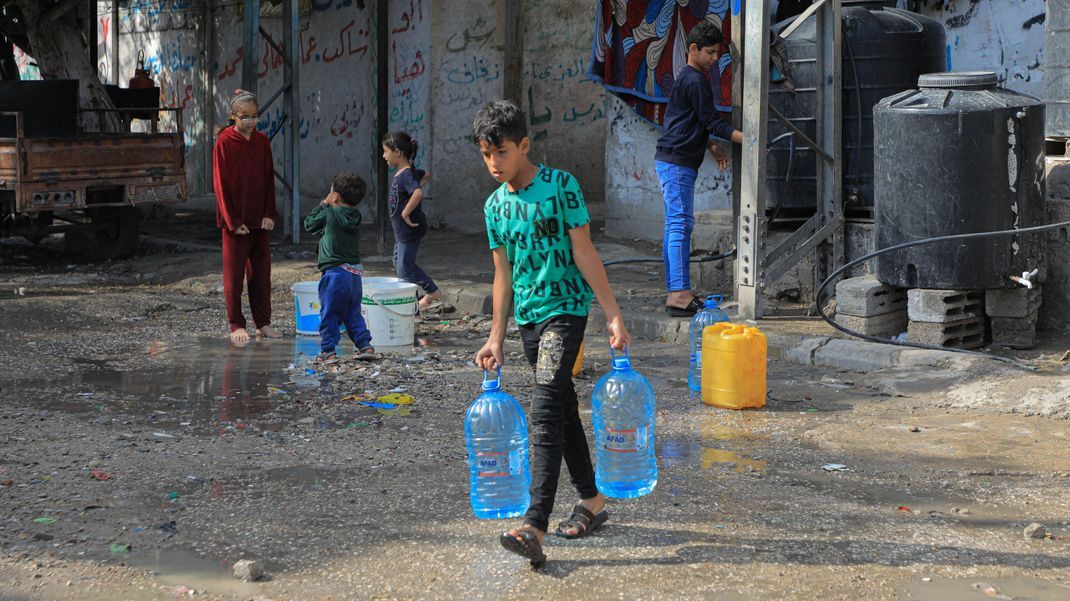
top-left (388, 0), bottom-right (429, 167)
top-left (122, 0), bottom-right (196, 32)
top-left (215, 18), bottom-right (369, 81)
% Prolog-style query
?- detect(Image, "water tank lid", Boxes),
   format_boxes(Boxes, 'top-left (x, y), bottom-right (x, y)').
top-left (918, 71), bottom-right (998, 90)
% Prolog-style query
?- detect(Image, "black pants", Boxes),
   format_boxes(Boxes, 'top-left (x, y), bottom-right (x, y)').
top-left (519, 314), bottom-right (598, 532)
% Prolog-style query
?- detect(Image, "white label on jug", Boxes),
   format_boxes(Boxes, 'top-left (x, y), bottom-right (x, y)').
top-left (476, 452), bottom-right (510, 477)
top-left (604, 426), bottom-right (649, 453)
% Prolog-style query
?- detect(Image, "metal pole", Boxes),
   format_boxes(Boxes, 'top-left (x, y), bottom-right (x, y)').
top-left (735, 0), bottom-right (771, 320)
top-left (730, 0), bottom-right (743, 220)
top-left (111, 0), bottom-right (119, 84)
top-left (283, 0), bottom-right (301, 244)
top-left (88, 0), bottom-right (99, 76)
top-left (241, 0), bottom-right (260, 94)
top-left (374, 0), bottom-right (389, 255)
top-left (502, 0), bottom-right (524, 105)
top-left (202, 0), bottom-right (215, 195)
top-left (815, 0), bottom-right (843, 289)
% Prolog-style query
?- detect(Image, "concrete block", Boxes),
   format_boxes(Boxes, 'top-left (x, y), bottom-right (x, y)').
top-left (689, 255), bottom-right (734, 295)
top-left (835, 275), bottom-right (907, 317)
top-left (812, 338), bottom-right (900, 372)
top-left (990, 310), bottom-right (1040, 350)
top-left (985, 286), bottom-right (1042, 318)
top-left (621, 310), bottom-right (687, 345)
top-left (907, 317), bottom-right (985, 349)
top-left (1046, 157), bottom-right (1070, 201)
top-left (834, 311), bottom-right (908, 338)
top-left (1040, 198), bottom-right (1070, 333)
top-left (907, 289), bottom-right (984, 323)
top-left (768, 335), bottom-right (830, 365)
top-left (440, 282), bottom-right (493, 316)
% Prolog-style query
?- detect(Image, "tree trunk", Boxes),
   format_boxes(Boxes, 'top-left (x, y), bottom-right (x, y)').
top-left (11, 0), bottom-right (121, 132)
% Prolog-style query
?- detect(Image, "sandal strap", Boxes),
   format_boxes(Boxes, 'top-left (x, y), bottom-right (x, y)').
top-left (558, 504), bottom-right (596, 532)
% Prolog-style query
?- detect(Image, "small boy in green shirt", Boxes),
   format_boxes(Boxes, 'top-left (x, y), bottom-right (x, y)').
top-left (303, 173), bottom-right (374, 361)
top-left (472, 100), bottom-right (631, 565)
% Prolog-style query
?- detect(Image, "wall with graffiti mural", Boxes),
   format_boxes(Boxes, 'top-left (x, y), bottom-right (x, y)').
top-left (522, 0), bottom-right (607, 209)
top-left (426, 3), bottom-right (505, 231)
top-left (913, 0), bottom-right (1046, 99)
top-left (388, 0), bottom-right (435, 223)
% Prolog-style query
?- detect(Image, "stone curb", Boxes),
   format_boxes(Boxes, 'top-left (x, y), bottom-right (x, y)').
top-left (433, 285), bottom-right (990, 372)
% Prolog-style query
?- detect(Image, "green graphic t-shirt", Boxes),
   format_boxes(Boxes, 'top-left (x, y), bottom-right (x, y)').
top-left (484, 165), bottom-right (593, 325)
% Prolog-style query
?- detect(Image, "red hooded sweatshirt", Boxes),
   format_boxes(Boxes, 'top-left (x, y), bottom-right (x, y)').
top-left (213, 126), bottom-right (277, 231)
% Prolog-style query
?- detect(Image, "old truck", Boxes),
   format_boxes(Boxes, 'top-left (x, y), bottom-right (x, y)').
top-left (0, 80), bottom-right (186, 259)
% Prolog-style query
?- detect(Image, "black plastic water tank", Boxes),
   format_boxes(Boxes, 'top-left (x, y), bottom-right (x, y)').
top-left (766, 1), bottom-right (945, 212)
top-left (874, 72), bottom-right (1046, 290)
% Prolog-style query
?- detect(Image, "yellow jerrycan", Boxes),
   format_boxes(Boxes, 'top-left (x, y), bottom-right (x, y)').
top-left (701, 322), bottom-right (767, 409)
top-left (572, 341), bottom-right (585, 377)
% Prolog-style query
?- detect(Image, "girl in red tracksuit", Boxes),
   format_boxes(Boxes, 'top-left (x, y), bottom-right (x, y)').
top-left (213, 89), bottom-right (280, 344)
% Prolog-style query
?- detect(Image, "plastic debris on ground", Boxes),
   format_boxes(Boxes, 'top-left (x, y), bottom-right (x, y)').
top-left (89, 469), bottom-right (112, 481)
top-left (821, 464), bottom-right (849, 472)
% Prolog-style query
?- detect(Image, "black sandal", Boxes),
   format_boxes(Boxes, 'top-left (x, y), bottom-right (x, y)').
top-left (665, 297), bottom-right (703, 317)
top-left (499, 529), bottom-right (547, 566)
top-left (553, 504), bottom-right (609, 539)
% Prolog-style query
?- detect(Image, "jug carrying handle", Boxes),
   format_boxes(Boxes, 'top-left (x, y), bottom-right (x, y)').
top-left (609, 344), bottom-right (630, 362)
top-left (483, 368), bottom-right (502, 387)
top-left (707, 294), bottom-right (724, 305)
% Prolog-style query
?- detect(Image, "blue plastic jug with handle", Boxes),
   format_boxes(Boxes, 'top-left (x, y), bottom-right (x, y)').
top-left (688, 295), bottom-right (730, 393)
top-left (592, 347), bottom-right (658, 499)
top-left (464, 369), bottom-right (530, 518)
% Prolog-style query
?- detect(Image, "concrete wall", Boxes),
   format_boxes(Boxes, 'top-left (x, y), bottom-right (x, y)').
top-left (100, 0), bottom-right (606, 235)
top-left (603, 0), bottom-right (1049, 243)
top-left (522, 0), bottom-right (607, 208)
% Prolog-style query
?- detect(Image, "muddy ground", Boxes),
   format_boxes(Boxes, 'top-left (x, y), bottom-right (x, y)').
top-left (1, 209), bottom-right (1069, 601)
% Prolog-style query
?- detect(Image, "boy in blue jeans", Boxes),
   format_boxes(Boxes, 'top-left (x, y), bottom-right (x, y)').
top-left (473, 100), bottom-right (631, 565)
top-left (303, 173), bottom-right (375, 361)
top-left (655, 20), bottom-right (743, 316)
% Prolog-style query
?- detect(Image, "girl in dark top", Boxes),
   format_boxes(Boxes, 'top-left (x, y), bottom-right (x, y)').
top-left (382, 131), bottom-right (442, 312)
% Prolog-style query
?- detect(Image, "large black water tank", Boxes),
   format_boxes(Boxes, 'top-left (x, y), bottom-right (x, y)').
top-left (874, 72), bottom-right (1046, 290)
top-left (766, 1), bottom-right (945, 212)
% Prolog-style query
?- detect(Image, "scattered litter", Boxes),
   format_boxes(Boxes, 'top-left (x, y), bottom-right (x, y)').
top-left (110, 543), bottom-right (131, 554)
top-left (0, 480), bottom-right (12, 486)
top-left (951, 507), bottom-right (970, 515)
top-left (897, 506), bottom-right (913, 513)
top-left (76, 393), bottom-right (94, 397)
top-left (152, 432), bottom-right (175, 439)
top-left (179, 421), bottom-right (192, 427)
top-left (909, 426), bottom-right (921, 433)
top-left (359, 401), bottom-right (399, 410)
top-left (158, 521), bottom-right (178, 534)
top-left (1060, 350), bottom-right (1070, 363)
top-left (922, 577), bottom-right (932, 583)
top-left (346, 421), bottom-right (371, 428)
top-left (89, 469), bottom-right (112, 481)
top-left (268, 386), bottom-right (287, 395)
top-left (33, 517), bottom-right (57, 524)
top-left (821, 464), bottom-right (849, 472)
top-left (378, 393), bottom-right (413, 405)
top-left (167, 491), bottom-right (180, 500)
top-left (388, 387), bottom-right (407, 393)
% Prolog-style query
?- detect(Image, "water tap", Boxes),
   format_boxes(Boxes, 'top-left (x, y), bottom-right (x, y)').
top-left (1009, 268), bottom-right (1039, 289)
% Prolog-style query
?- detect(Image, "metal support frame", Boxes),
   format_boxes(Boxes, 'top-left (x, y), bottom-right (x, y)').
top-left (373, 0), bottom-right (389, 255)
top-left (240, 0), bottom-right (302, 244)
top-left (734, 0), bottom-right (844, 320)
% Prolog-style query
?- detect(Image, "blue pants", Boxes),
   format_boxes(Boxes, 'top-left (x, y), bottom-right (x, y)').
top-left (318, 267), bottom-right (373, 353)
top-left (656, 161), bottom-right (698, 292)
top-left (393, 238), bottom-right (438, 294)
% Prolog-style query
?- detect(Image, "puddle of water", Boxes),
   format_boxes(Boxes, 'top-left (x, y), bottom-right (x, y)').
top-left (125, 547), bottom-right (262, 596)
top-left (899, 576), bottom-right (1070, 601)
top-left (700, 448), bottom-right (768, 472)
top-left (0, 337), bottom-right (333, 430)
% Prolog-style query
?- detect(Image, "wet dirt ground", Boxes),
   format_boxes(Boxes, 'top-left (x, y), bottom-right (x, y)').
top-left (1, 210), bottom-right (1069, 600)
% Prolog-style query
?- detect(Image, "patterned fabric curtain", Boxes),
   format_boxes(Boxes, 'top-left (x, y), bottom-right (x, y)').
top-left (589, 0), bottom-right (734, 127)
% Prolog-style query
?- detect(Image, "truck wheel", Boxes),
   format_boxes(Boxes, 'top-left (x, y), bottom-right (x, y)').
top-left (92, 207), bottom-right (141, 259)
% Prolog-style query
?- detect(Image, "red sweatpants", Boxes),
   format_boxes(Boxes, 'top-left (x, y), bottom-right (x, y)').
top-left (222, 228), bottom-right (272, 332)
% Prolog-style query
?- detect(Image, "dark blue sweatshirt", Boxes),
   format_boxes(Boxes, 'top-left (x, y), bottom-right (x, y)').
top-left (655, 65), bottom-right (736, 170)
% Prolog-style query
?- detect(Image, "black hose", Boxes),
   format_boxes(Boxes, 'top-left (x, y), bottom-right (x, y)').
top-left (603, 248), bottom-right (737, 267)
top-left (815, 220), bottom-right (1070, 370)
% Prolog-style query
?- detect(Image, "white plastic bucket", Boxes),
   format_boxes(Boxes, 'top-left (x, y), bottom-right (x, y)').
top-left (361, 276), bottom-right (417, 349)
top-left (291, 281), bottom-right (322, 336)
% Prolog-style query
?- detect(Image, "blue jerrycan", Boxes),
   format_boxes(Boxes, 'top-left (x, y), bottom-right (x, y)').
top-left (464, 369), bottom-right (530, 518)
top-left (592, 347), bottom-right (658, 498)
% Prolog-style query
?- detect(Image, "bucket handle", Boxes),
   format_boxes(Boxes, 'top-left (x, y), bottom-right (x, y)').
top-left (365, 291), bottom-right (418, 318)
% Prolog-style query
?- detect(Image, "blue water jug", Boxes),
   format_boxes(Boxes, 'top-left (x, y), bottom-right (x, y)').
top-left (592, 347), bottom-right (657, 498)
top-left (464, 369), bottom-right (530, 519)
top-left (689, 295), bottom-right (730, 393)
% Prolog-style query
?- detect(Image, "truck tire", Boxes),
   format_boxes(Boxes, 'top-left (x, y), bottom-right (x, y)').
top-left (91, 207), bottom-right (141, 259)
